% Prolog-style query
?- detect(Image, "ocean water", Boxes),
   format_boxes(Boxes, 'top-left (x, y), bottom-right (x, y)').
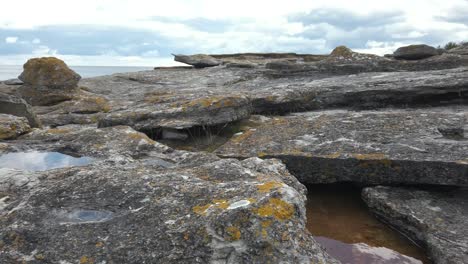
top-left (0, 65), bottom-right (153, 81)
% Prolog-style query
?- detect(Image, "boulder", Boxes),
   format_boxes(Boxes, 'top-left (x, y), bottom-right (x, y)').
top-left (0, 93), bottom-right (41, 127)
top-left (330, 45), bottom-right (354, 57)
top-left (0, 114), bottom-right (31, 140)
top-left (393, 44), bottom-right (439, 60)
top-left (173, 54), bottom-right (221, 68)
top-left (17, 57), bottom-right (81, 106)
top-left (216, 107), bottom-right (468, 186)
top-left (363, 186), bottom-right (468, 264)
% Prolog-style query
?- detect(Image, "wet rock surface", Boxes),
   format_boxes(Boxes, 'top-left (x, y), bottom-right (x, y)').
top-left (363, 186), bottom-right (468, 264)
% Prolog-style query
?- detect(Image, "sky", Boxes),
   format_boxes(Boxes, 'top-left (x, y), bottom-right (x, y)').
top-left (0, 0), bottom-right (467, 66)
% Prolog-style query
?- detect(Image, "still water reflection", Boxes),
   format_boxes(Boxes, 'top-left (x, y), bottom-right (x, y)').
top-left (0, 151), bottom-right (93, 171)
top-left (306, 184), bottom-right (430, 264)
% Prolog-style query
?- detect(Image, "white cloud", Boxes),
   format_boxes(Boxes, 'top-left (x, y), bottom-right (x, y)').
top-left (0, 0), bottom-right (466, 65)
top-left (5, 36), bottom-right (18, 43)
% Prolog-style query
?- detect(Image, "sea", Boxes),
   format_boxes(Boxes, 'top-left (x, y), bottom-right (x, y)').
top-left (0, 65), bottom-right (153, 81)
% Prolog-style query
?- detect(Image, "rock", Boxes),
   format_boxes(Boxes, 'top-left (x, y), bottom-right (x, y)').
top-left (0, 93), bottom-right (41, 127)
top-left (3, 78), bottom-right (23, 85)
top-left (0, 126), bottom-right (338, 263)
top-left (173, 54), bottom-right (221, 68)
top-left (17, 57), bottom-right (81, 106)
top-left (82, 67), bottom-right (468, 133)
top-left (393, 44), bottom-right (439, 60)
top-left (0, 114), bottom-right (31, 140)
top-left (225, 61), bottom-right (256, 68)
top-left (215, 107), bottom-right (468, 186)
top-left (161, 128), bottom-right (189, 140)
top-left (448, 42), bottom-right (468, 56)
top-left (330, 45), bottom-right (354, 57)
top-left (363, 186), bottom-right (468, 264)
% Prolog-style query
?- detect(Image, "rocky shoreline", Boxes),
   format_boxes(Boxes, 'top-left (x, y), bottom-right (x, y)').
top-left (1, 43), bottom-right (467, 263)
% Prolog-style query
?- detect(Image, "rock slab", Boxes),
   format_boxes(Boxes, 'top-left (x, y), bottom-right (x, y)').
top-left (393, 44), bottom-right (439, 60)
top-left (363, 186), bottom-right (468, 264)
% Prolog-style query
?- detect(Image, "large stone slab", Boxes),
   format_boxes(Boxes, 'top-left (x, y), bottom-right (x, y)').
top-left (216, 107), bottom-right (468, 186)
top-left (81, 67), bottom-right (468, 133)
top-left (0, 126), bottom-right (337, 264)
top-left (363, 186), bottom-right (468, 264)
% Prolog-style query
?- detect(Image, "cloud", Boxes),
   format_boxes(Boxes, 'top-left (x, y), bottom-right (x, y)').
top-left (0, 1), bottom-right (467, 65)
top-left (5, 36), bottom-right (18, 43)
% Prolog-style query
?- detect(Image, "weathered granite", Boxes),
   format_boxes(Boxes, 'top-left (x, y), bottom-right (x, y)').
top-left (0, 93), bottom-right (41, 128)
top-left (448, 43), bottom-right (468, 56)
top-left (0, 114), bottom-right (31, 140)
top-left (0, 126), bottom-right (337, 264)
top-left (393, 44), bottom-right (439, 60)
top-left (216, 107), bottom-right (468, 186)
top-left (363, 186), bottom-right (468, 264)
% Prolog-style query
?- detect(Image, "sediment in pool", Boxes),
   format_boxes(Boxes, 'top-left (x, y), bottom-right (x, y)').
top-left (306, 183), bottom-right (431, 264)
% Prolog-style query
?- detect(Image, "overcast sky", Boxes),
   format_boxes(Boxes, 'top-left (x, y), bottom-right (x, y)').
top-left (1, 0), bottom-right (467, 66)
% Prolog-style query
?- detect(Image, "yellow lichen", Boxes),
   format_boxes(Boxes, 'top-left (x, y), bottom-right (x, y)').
top-left (47, 128), bottom-right (71, 134)
top-left (231, 129), bottom-right (255, 143)
top-left (257, 181), bottom-right (284, 193)
top-left (225, 226), bottom-right (241, 241)
top-left (95, 241), bottom-right (104, 248)
top-left (352, 153), bottom-right (388, 160)
top-left (128, 132), bottom-right (155, 144)
top-left (79, 256), bottom-right (94, 264)
top-left (212, 199), bottom-right (230, 210)
top-left (257, 152), bottom-right (268, 158)
top-left (192, 204), bottom-right (212, 216)
top-left (254, 198), bottom-right (295, 221)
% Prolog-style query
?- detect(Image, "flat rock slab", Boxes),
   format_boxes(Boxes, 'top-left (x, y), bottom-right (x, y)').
top-left (79, 67), bottom-right (468, 133)
top-left (0, 127), bottom-right (337, 264)
top-left (362, 186), bottom-right (468, 264)
top-left (216, 107), bottom-right (468, 186)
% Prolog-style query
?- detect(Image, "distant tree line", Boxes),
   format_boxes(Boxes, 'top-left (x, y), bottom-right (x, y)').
top-left (440, 41), bottom-right (467, 50)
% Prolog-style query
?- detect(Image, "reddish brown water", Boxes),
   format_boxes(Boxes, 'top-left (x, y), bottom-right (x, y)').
top-left (306, 184), bottom-right (431, 264)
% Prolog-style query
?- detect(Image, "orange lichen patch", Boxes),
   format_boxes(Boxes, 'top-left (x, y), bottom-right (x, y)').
top-left (192, 199), bottom-right (231, 216)
top-left (212, 199), bottom-right (230, 210)
top-left (95, 241), bottom-right (104, 248)
top-left (271, 118), bottom-right (288, 125)
top-left (184, 232), bottom-right (190, 241)
top-left (352, 153), bottom-right (388, 160)
top-left (225, 226), bottom-right (242, 241)
top-left (257, 181), bottom-right (284, 193)
top-left (192, 204), bottom-right (212, 216)
top-left (46, 128), bottom-right (71, 134)
top-left (79, 256), bottom-right (94, 264)
top-left (254, 198), bottom-right (295, 221)
top-left (260, 220), bottom-right (273, 238)
top-left (144, 91), bottom-right (173, 104)
top-left (127, 132), bottom-right (155, 144)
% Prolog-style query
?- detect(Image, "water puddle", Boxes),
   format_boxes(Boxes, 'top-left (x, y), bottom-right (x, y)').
top-left (306, 184), bottom-right (430, 264)
top-left (0, 151), bottom-right (94, 172)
